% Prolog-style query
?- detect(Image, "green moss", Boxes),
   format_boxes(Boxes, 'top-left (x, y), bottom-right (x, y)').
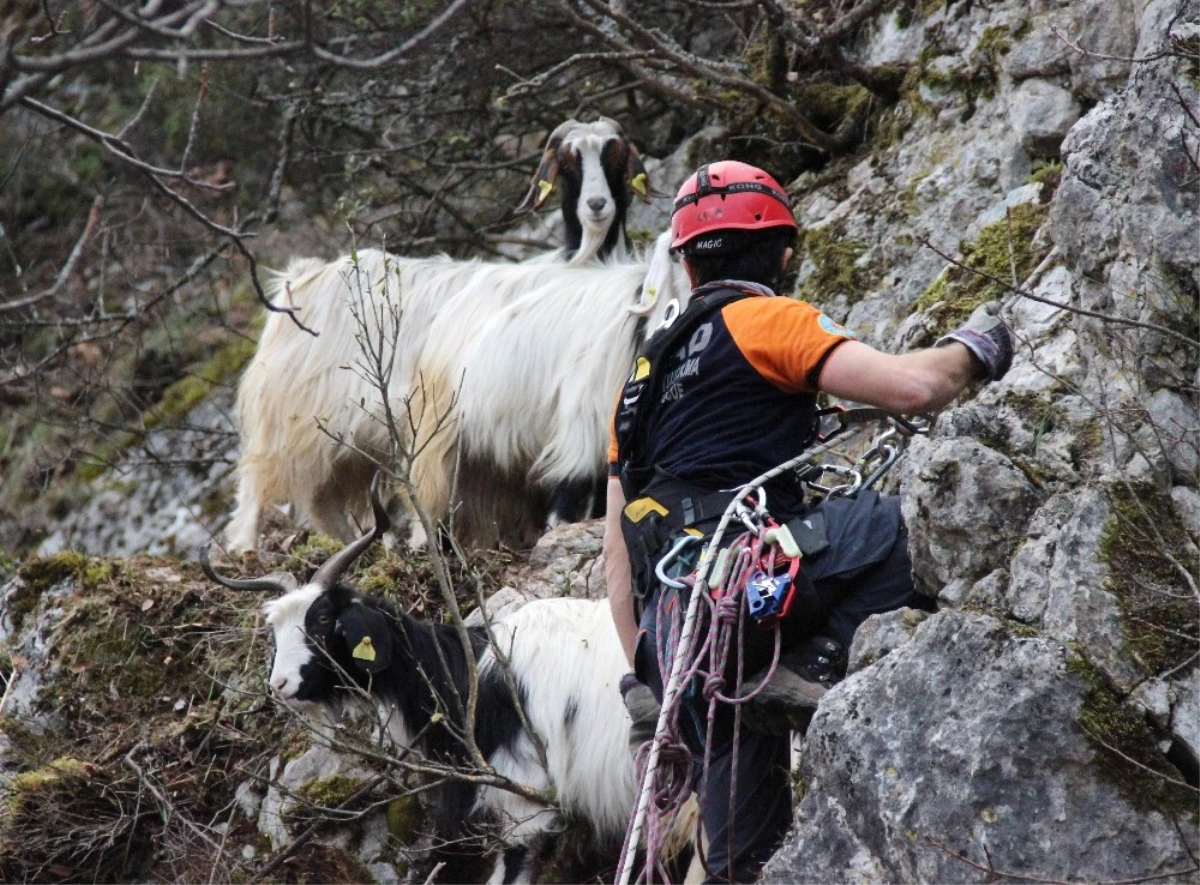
top-left (912, 201), bottom-right (1052, 344)
top-left (1067, 651), bottom-right (1195, 816)
top-left (142, 334), bottom-right (257, 430)
top-left (1067, 418), bottom-right (1105, 472)
top-left (16, 551), bottom-right (89, 595)
top-left (798, 223), bottom-right (869, 305)
top-left (11, 552), bottom-right (90, 632)
top-left (1098, 482), bottom-right (1198, 675)
top-left (794, 83), bottom-right (874, 133)
top-left (974, 26), bottom-right (1013, 66)
top-left (1029, 159), bottom-right (1064, 190)
top-left (283, 533), bottom-right (352, 575)
top-left (296, 774), bottom-right (369, 809)
top-left (6, 758), bottom-right (89, 815)
top-left (386, 796), bottom-right (424, 846)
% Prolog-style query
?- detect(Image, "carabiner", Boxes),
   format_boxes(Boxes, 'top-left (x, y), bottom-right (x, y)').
top-left (733, 486), bottom-right (769, 536)
top-left (654, 534), bottom-right (702, 589)
top-left (862, 443), bottom-right (899, 489)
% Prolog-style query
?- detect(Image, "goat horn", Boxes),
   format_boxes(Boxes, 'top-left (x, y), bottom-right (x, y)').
top-left (516, 119), bottom-right (583, 213)
top-left (597, 116), bottom-right (625, 136)
top-left (628, 283), bottom-right (660, 317)
top-left (199, 546), bottom-right (298, 593)
top-left (543, 118), bottom-right (583, 147)
top-left (310, 472), bottom-right (391, 591)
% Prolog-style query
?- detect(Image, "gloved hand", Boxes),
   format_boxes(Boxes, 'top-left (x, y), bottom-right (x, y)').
top-left (936, 301), bottom-right (1013, 382)
top-left (620, 672), bottom-right (660, 758)
top-left (740, 636), bottom-right (845, 736)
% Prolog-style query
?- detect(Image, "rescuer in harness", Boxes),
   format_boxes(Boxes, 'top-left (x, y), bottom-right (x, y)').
top-left (603, 160), bottom-right (1014, 883)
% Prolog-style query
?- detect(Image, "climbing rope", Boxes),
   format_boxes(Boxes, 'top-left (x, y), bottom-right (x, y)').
top-left (615, 412), bottom-right (930, 885)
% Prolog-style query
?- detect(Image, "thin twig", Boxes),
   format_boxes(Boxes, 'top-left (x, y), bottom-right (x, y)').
top-left (928, 835), bottom-right (1199, 884)
top-left (917, 236), bottom-right (1199, 348)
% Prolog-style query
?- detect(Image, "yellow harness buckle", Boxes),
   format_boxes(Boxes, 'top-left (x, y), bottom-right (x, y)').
top-left (623, 496), bottom-right (668, 524)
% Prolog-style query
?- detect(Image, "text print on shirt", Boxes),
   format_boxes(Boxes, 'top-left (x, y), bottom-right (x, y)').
top-left (662, 321), bottom-right (713, 402)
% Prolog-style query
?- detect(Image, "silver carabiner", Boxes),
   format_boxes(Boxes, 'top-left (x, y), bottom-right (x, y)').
top-left (732, 484), bottom-right (769, 536)
top-left (802, 463), bottom-right (861, 497)
top-left (655, 534), bottom-right (702, 589)
top-left (862, 444), bottom-right (898, 489)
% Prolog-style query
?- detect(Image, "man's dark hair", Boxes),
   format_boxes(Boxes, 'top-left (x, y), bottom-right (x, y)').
top-left (682, 227), bottom-right (797, 290)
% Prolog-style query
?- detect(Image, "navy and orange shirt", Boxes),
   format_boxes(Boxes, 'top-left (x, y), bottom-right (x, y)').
top-left (608, 282), bottom-right (855, 502)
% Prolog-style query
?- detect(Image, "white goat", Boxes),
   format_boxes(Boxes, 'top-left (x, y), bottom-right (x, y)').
top-left (406, 231), bottom-right (691, 547)
top-left (225, 119), bottom-right (651, 552)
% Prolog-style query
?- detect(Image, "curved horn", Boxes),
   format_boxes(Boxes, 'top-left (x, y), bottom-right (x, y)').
top-left (628, 283), bottom-right (659, 317)
top-left (199, 546), bottom-right (298, 594)
top-left (596, 115), bottom-right (625, 137)
top-left (309, 472), bottom-right (391, 591)
top-left (517, 118), bottom-right (582, 213)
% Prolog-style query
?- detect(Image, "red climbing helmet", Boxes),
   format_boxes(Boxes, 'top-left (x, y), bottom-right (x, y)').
top-left (670, 160), bottom-right (797, 253)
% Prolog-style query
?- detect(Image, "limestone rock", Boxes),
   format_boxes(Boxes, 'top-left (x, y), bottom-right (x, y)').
top-left (898, 436), bottom-right (1041, 593)
top-left (1006, 78), bottom-right (1082, 157)
top-left (762, 612), bottom-right (1196, 884)
top-left (1067, 0), bottom-right (1137, 100)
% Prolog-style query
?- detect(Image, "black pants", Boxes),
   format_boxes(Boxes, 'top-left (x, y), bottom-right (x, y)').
top-left (634, 494), bottom-right (925, 883)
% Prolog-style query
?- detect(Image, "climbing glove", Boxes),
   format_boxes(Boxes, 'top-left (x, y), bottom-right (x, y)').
top-left (741, 636), bottom-right (846, 736)
top-left (620, 673), bottom-right (660, 758)
top-left (936, 300), bottom-right (1014, 382)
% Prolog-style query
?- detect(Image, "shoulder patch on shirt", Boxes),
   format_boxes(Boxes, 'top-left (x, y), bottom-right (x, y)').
top-left (818, 313), bottom-right (856, 338)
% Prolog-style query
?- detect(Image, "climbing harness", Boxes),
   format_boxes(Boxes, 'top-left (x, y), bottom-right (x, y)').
top-left (615, 412), bottom-right (930, 885)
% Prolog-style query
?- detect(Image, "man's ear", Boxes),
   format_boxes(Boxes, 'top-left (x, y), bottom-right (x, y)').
top-left (682, 256), bottom-right (700, 289)
top-left (336, 605), bottom-right (393, 674)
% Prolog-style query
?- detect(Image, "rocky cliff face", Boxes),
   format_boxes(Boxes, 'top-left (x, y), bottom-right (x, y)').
top-left (764, 0), bottom-right (1199, 880)
top-left (2, 0), bottom-right (1196, 881)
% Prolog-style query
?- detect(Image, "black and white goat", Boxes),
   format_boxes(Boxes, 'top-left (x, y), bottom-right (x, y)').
top-left (224, 119), bottom-right (651, 553)
top-left (518, 117), bottom-right (649, 266)
top-left (206, 489), bottom-right (653, 884)
top-left (406, 230), bottom-right (691, 547)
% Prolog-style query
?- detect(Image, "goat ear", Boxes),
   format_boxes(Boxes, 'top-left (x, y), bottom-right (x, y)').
top-left (627, 146), bottom-right (652, 202)
top-left (336, 605), bottom-right (393, 674)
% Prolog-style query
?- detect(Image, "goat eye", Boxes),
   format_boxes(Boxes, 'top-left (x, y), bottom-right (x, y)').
top-left (318, 615), bottom-right (331, 626)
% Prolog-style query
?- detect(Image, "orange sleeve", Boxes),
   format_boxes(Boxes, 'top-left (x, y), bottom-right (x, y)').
top-left (723, 298), bottom-right (856, 393)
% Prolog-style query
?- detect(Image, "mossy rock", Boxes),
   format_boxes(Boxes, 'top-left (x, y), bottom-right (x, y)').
top-left (75, 330), bottom-right (258, 483)
top-left (1067, 651), bottom-right (1196, 817)
top-left (797, 222), bottom-right (870, 306)
top-left (912, 200), bottom-right (1053, 344)
top-left (285, 775), bottom-right (373, 831)
top-left (386, 795), bottom-right (424, 846)
top-left (296, 774), bottom-right (370, 809)
top-left (10, 552), bottom-right (118, 633)
top-left (1098, 481), bottom-right (1198, 675)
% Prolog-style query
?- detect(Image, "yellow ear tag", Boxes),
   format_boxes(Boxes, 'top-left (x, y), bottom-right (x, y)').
top-left (633, 356), bottom-right (651, 381)
top-left (538, 179), bottom-right (555, 201)
top-left (631, 172), bottom-right (648, 196)
top-left (352, 636), bottom-right (377, 663)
